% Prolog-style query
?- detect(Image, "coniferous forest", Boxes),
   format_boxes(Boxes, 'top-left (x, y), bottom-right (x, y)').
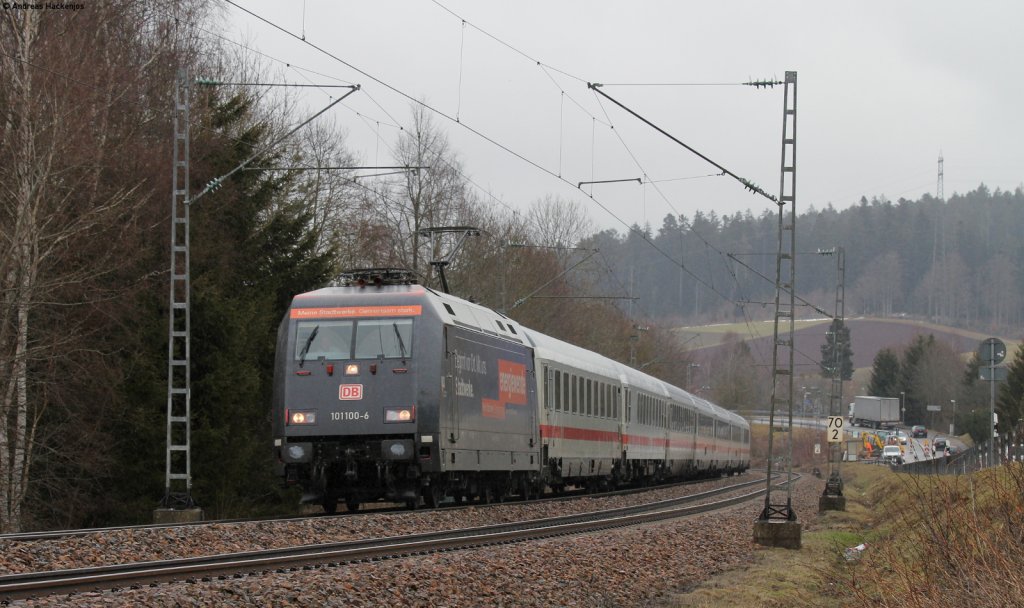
top-left (1, 3), bottom-right (1022, 531)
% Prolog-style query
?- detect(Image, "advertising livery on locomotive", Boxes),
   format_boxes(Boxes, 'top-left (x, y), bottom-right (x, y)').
top-left (272, 269), bottom-right (750, 512)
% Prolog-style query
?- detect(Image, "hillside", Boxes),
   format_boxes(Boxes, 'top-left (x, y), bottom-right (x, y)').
top-left (676, 316), bottom-right (1019, 374)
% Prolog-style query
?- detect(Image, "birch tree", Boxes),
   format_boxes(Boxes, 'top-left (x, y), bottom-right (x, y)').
top-left (0, 2), bottom-right (194, 532)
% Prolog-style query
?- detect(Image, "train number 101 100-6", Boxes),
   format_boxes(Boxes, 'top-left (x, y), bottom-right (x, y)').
top-left (331, 411), bottom-right (369, 421)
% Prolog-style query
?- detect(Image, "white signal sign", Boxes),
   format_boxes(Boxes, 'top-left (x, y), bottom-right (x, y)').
top-left (827, 416), bottom-right (845, 443)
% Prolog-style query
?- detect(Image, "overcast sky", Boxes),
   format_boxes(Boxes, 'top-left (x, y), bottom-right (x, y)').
top-left (221, 1), bottom-right (1024, 232)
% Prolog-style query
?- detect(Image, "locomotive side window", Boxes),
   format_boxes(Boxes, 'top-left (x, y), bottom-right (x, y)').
top-left (353, 318), bottom-right (413, 359)
top-left (294, 320), bottom-right (353, 361)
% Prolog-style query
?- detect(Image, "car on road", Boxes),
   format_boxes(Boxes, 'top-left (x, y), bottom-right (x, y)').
top-left (896, 431), bottom-right (909, 445)
top-left (933, 437), bottom-right (948, 452)
top-left (882, 445), bottom-right (904, 465)
top-left (911, 425), bottom-right (927, 438)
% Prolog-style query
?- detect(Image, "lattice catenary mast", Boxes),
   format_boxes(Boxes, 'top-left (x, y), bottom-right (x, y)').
top-left (163, 69), bottom-right (195, 513)
top-left (754, 71), bottom-right (802, 549)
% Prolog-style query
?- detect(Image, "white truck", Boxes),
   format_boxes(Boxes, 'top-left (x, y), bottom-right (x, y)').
top-left (850, 395), bottom-right (900, 429)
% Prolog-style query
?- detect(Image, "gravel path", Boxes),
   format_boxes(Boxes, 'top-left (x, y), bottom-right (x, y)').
top-left (4, 474), bottom-right (824, 607)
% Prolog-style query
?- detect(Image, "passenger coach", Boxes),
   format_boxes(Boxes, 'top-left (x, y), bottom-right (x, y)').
top-left (273, 269), bottom-right (749, 512)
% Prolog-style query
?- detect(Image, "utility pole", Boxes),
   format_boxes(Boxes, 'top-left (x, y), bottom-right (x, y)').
top-left (754, 71), bottom-right (801, 549)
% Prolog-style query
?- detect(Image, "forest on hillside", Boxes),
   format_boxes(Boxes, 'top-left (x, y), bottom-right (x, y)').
top-left (584, 186), bottom-right (1024, 333)
top-left (1, 3), bottom-right (1021, 532)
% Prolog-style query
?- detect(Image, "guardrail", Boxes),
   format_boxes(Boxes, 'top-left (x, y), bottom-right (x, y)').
top-left (895, 431), bottom-right (1024, 476)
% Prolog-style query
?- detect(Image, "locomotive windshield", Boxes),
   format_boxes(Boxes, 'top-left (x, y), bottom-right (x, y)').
top-left (293, 318), bottom-right (413, 361)
top-left (354, 318), bottom-right (413, 359)
top-left (294, 320), bottom-right (353, 361)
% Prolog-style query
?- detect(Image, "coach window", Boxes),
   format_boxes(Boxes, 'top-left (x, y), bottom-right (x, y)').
top-left (599, 383), bottom-right (605, 418)
top-left (586, 379), bottom-right (593, 416)
top-left (353, 318), bottom-right (413, 359)
top-left (295, 320), bottom-right (353, 361)
top-left (554, 370), bottom-right (562, 411)
top-left (565, 373), bottom-right (572, 413)
top-left (698, 414), bottom-right (712, 437)
top-left (543, 366), bottom-right (550, 409)
top-left (578, 376), bottom-right (585, 415)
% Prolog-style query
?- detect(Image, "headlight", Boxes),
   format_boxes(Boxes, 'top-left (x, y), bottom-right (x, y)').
top-left (287, 409), bottom-right (317, 425)
top-left (384, 406), bottom-right (415, 423)
top-left (281, 442), bottom-right (312, 463)
top-left (381, 439), bottom-right (414, 460)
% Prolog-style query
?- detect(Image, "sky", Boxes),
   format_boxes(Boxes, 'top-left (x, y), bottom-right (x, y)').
top-left (218, 0), bottom-right (1024, 232)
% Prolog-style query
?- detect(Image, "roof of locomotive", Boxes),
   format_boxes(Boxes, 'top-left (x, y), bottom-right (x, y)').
top-left (290, 282), bottom-right (744, 425)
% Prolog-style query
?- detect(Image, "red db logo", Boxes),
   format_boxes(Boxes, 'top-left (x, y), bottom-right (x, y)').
top-left (339, 384), bottom-right (363, 400)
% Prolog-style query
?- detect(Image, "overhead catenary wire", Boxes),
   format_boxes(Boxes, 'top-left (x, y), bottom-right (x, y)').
top-left (588, 83), bottom-right (777, 203)
top-left (589, 88), bottom-right (771, 359)
top-left (190, 87), bottom-right (360, 206)
top-left (219, 1), bottom-right (785, 341)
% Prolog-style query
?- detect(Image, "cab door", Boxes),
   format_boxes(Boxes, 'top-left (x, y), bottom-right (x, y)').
top-left (443, 326), bottom-right (460, 445)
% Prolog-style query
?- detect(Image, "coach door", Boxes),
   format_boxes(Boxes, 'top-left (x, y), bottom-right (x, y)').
top-left (620, 387), bottom-right (630, 458)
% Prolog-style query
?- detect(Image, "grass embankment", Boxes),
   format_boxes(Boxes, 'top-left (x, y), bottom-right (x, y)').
top-left (668, 462), bottom-right (1024, 607)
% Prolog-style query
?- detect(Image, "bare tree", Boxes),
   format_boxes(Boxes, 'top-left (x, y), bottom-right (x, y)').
top-left (707, 333), bottom-right (767, 411)
top-left (289, 117), bottom-right (362, 256)
top-left (370, 105), bottom-right (470, 286)
top-left (911, 339), bottom-right (964, 431)
top-left (525, 195), bottom-right (594, 252)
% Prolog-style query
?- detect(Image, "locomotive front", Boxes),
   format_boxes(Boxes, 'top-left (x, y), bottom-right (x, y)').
top-left (272, 275), bottom-right (443, 512)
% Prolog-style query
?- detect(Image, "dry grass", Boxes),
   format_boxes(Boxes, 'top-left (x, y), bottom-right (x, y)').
top-left (827, 464), bottom-right (1024, 607)
top-left (666, 462), bottom-right (1024, 608)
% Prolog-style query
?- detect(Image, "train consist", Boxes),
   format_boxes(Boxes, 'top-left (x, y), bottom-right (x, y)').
top-left (272, 269), bottom-right (750, 512)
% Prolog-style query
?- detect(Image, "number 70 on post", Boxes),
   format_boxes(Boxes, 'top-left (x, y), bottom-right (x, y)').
top-left (826, 416), bottom-right (845, 443)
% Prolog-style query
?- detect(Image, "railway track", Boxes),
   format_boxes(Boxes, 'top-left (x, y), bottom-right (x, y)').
top-left (0, 473), bottom-right (755, 543)
top-left (0, 474), bottom-right (789, 601)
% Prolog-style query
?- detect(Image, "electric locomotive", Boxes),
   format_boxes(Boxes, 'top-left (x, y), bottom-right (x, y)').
top-left (273, 269), bottom-right (749, 513)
